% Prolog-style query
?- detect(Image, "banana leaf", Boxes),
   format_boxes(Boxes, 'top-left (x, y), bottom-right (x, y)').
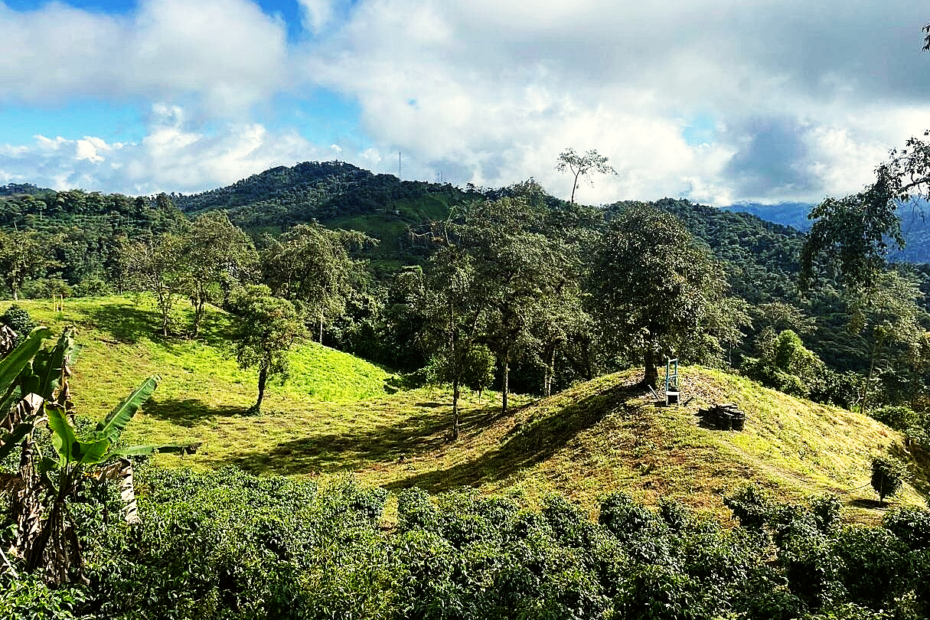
top-left (47, 405), bottom-right (110, 466)
top-left (92, 376), bottom-right (159, 443)
top-left (0, 327), bottom-right (50, 402)
top-left (20, 329), bottom-right (74, 402)
top-left (0, 423), bottom-right (36, 462)
top-left (110, 442), bottom-right (201, 457)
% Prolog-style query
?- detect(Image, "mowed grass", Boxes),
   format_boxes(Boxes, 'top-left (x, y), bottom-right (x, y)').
top-left (8, 296), bottom-right (929, 524)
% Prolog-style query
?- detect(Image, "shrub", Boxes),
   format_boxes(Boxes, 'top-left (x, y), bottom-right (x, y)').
top-left (0, 304), bottom-right (35, 339)
top-left (725, 483), bottom-right (777, 530)
top-left (870, 455), bottom-right (909, 505)
top-left (832, 526), bottom-right (908, 610)
top-left (883, 506), bottom-right (930, 551)
top-left (870, 406), bottom-right (922, 433)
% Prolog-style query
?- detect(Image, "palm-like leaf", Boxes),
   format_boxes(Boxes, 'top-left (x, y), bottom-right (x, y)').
top-left (21, 329), bottom-right (74, 403)
top-left (0, 327), bottom-right (50, 402)
top-left (93, 376), bottom-right (159, 443)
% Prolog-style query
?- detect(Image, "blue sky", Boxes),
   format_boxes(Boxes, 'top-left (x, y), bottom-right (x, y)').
top-left (0, 0), bottom-right (928, 205)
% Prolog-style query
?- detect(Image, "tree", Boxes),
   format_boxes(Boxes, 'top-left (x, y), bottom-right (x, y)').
top-left (229, 285), bottom-right (305, 413)
top-left (870, 455), bottom-right (908, 506)
top-left (555, 148), bottom-right (617, 204)
top-left (800, 129), bottom-right (930, 292)
top-left (186, 212), bottom-right (257, 337)
top-left (457, 197), bottom-right (580, 413)
top-left (400, 248), bottom-right (489, 440)
top-left (262, 223), bottom-right (371, 343)
top-left (123, 233), bottom-right (190, 337)
top-left (0, 229), bottom-right (60, 300)
top-left (845, 270), bottom-right (930, 414)
top-left (590, 203), bottom-right (731, 387)
top-left (0, 328), bottom-right (196, 586)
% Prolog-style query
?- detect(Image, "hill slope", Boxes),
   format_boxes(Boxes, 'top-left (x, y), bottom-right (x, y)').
top-left (11, 296), bottom-right (927, 525)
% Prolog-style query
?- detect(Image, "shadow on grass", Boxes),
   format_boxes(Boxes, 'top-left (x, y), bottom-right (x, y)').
top-left (385, 383), bottom-right (640, 492)
top-left (142, 397), bottom-right (248, 427)
top-left (83, 299), bottom-right (237, 349)
top-left (82, 302), bottom-right (160, 344)
top-left (848, 498), bottom-right (890, 511)
top-left (229, 401), bottom-right (500, 476)
top-left (228, 381), bottom-right (638, 487)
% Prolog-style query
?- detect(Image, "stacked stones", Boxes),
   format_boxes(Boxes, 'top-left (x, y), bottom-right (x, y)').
top-left (697, 403), bottom-right (746, 431)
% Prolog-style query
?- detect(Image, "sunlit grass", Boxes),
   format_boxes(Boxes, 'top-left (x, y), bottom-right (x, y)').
top-left (6, 296), bottom-right (928, 525)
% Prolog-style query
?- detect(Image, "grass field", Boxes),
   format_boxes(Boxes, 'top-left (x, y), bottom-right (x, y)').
top-left (7, 295), bottom-right (929, 524)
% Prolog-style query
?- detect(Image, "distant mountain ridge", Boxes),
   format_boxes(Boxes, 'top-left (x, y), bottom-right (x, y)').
top-left (722, 202), bottom-right (814, 231)
top-left (723, 200), bottom-right (930, 264)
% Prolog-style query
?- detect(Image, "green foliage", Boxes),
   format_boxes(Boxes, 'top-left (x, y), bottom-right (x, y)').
top-left (724, 483), bottom-right (777, 529)
top-left (591, 203), bottom-right (735, 386)
top-left (742, 329), bottom-right (826, 398)
top-left (229, 284), bottom-right (305, 412)
top-left (871, 455), bottom-right (909, 504)
top-left (0, 304), bottom-right (36, 341)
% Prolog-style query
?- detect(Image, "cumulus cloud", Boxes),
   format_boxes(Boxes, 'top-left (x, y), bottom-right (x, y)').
top-left (0, 104), bottom-right (330, 194)
top-left (302, 0), bottom-right (930, 204)
top-left (1, 0), bottom-right (928, 204)
top-left (0, 0), bottom-right (289, 115)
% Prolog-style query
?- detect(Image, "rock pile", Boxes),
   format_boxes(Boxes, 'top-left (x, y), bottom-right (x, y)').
top-left (697, 403), bottom-right (746, 431)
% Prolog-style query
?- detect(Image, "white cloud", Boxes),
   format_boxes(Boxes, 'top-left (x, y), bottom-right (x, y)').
top-left (298, 0), bottom-right (343, 34)
top-left (0, 104), bottom-right (330, 194)
top-left (2, 0), bottom-right (930, 204)
top-left (301, 0), bottom-right (930, 204)
top-left (0, 0), bottom-right (289, 116)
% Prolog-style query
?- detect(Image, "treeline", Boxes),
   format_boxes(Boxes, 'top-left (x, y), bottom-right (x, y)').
top-left (3, 177), bottom-right (930, 428)
top-left (3, 464), bottom-right (929, 619)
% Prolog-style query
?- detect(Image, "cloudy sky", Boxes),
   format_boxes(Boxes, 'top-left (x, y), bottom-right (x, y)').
top-left (0, 0), bottom-right (927, 205)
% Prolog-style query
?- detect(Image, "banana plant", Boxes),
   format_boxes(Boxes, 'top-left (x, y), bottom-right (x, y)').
top-left (0, 327), bottom-right (199, 585)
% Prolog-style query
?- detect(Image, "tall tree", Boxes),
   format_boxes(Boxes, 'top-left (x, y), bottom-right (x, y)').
top-left (262, 223), bottom-right (370, 343)
top-left (0, 230), bottom-right (60, 300)
top-left (555, 148), bottom-right (617, 204)
top-left (459, 197), bottom-right (583, 413)
top-left (123, 233), bottom-right (190, 337)
top-left (400, 248), bottom-right (489, 440)
top-left (845, 270), bottom-right (930, 414)
top-left (186, 212), bottom-right (257, 337)
top-left (590, 203), bottom-right (731, 387)
top-left (228, 285), bottom-right (305, 413)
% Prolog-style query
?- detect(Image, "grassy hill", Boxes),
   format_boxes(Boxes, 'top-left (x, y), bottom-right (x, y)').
top-left (9, 296), bottom-right (929, 524)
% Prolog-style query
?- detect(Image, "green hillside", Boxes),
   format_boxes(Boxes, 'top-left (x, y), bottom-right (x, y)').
top-left (9, 296), bottom-right (927, 525)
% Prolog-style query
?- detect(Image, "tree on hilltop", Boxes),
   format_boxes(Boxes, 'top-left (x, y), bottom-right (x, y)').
top-left (556, 148), bottom-right (617, 204)
top-left (590, 203), bottom-right (735, 387)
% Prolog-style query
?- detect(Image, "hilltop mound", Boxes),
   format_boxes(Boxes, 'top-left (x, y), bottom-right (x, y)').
top-left (8, 296), bottom-right (927, 524)
top-left (361, 367), bottom-right (929, 524)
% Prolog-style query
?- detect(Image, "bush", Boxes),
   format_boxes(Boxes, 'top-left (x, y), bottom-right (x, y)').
top-left (870, 406), bottom-right (922, 433)
top-left (0, 304), bottom-right (35, 339)
top-left (883, 506), bottom-right (930, 551)
top-left (725, 483), bottom-right (777, 530)
top-left (870, 455), bottom-right (909, 505)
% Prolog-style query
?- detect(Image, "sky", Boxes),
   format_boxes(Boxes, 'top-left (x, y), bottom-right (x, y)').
top-left (0, 0), bottom-right (927, 206)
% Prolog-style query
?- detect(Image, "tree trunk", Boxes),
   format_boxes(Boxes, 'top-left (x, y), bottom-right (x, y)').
top-left (319, 312), bottom-right (324, 344)
top-left (502, 353), bottom-right (510, 414)
top-left (451, 377), bottom-right (460, 441)
top-left (643, 347), bottom-right (659, 388)
top-left (546, 345), bottom-right (557, 397)
top-left (192, 299), bottom-right (205, 339)
top-left (255, 366), bottom-right (268, 412)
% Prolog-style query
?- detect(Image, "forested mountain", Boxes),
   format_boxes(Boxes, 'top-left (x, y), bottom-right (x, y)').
top-left (0, 161), bottom-right (922, 385)
top-left (172, 161), bottom-right (478, 263)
